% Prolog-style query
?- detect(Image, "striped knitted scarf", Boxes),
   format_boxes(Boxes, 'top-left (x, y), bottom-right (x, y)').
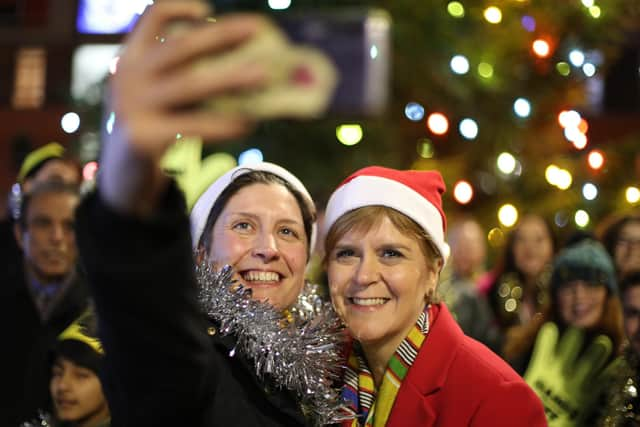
top-left (341, 306), bottom-right (430, 427)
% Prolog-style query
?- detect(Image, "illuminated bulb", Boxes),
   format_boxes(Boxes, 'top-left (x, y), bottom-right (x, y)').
top-left (575, 210), bottom-right (590, 228)
top-left (545, 165), bottom-right (560, 186)
top-left (569, 49), bottom-right (585, 67)
top-left (626, 187), bottom-right (640, 204)
top-left (484, 6), bottom-right (502, 24)
top-left (582, 182), bottom-right (598, 200)
top-left (453, 180), bottom-right (474, 205)
top-left (578, 119), bottom-right (589, 134)
top-left (447, 1), bottom-right (465, 18)
top-left (521, 15), bottom-right (536, 32)
top-left (497, 152), bottom-right (517, 175)
top-left (588, 150), bottom-right (605, 170)
top-left (405, 102), bottom-right (425, 121)
top-left (583, 63), bottom-right (596, 77)
top-left (556, 62), bottom-right (571, 76)
top-left (336, 124), bottom-right (363, 146)
top-left (513, 98), bottom-right (531, 118)
top-left (571, 133), bottom-right (588, 150)
top-left (82, 161), bottom-right (99, 181)
top-left (556, 169), bottom-right (573, 190)
top-left (459, 118), bottom-right (479, 140)
top-left (478, 62), bottom-right (494, 78)
top-left (581, 0), bottom-right (594, 6)
top-left (558, 110), bottom-right (582, 128)
top-left (498, 204), bottom-right (518, 228)
top-left (450, 55), bottom-right (470, 74)
top-left (61, 112), bottom-right (80, 134)
top-left (532, 39), bottom-right (551, 58)
top-left (589, 6), bottom-right (601, 18)
top-left (238, 148), bottom-right (264, 165)
top-left (427, 113), bottom-right (449, 135)
top-left (268, 0), bottom-right (291, 10)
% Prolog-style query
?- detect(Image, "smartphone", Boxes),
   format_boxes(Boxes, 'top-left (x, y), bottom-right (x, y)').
top-left (273, 8), bottom-right (392, 118)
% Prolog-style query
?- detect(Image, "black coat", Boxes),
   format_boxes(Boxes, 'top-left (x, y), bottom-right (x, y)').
top-left (75, 184), bottom-right (307, 427)
top-left (0, 218), bottom-right (90, 426)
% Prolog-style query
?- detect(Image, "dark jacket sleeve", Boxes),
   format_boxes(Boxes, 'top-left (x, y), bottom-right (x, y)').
top-left (75, 183), bottom-right (214, 427)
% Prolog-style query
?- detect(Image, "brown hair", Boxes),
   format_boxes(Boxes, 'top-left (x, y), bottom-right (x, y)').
top-left (198, 170), bottom-right (316, 258)
top-left (323, 205), bottom-right (442, 272)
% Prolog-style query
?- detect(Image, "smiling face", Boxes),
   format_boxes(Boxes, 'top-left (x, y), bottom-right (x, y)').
top-left (50, 357), bottom-right (109, 426)
top-left (556, 280), bottom-right (608, 328)
top-left (206, 183), bottom-right (308, 310)
top-left (327, 213), bottom-right (439, 354)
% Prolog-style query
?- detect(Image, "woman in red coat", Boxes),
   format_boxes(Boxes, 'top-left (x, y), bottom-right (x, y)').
top-left (322, 166), bottom-right (547, 426)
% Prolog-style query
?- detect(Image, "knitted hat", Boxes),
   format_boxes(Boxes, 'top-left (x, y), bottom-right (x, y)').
top-left (323, 166), bottom-right (449, 263)
top-left (54, 309), bottom-right (104, 374)
top-left (190, 162), bottom-right (316, 250)
top-left (550, 239), bottom-right (617, 293)
top-left (17, 142), bottom-right (65, 183)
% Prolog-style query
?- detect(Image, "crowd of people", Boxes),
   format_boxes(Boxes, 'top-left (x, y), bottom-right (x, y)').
top-left (4, 2), bottom-right (640, 426)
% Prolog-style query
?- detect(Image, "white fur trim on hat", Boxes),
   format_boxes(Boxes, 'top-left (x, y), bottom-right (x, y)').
top-left (190, 162), bottom-right (316, 251)
top-left (323, 175), bottom-right (448, 263)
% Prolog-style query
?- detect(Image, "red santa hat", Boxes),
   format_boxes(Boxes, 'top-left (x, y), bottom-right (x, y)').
top-left (190, 161), bottom-right (316, 251)
top-left (323, 166), bottom-right (449, 263)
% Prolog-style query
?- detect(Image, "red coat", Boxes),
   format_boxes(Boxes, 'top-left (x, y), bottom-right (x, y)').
top-left (344, 304), bottom-right (547, 426)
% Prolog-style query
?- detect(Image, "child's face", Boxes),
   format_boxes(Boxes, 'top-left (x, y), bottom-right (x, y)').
top-left (50, 356), bottom-right (109, 425)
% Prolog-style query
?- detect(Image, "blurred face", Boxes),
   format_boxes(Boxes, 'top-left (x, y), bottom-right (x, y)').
top-left (614, 221), bottom-right (640, 277)
top-left (50, 358), bottom-right (109, 427)
top-left (327, 216), bottom-right (438, 353)
top-left (450, 220), bottom-right (486, 278)
top-left (15, 192), bottom-right (79, 282)
top-left (207, 183), bottom-right (308, 310)
top-left (556, 280), bottom-right (607, 328)
top-left (623, 284), bottom-right (640, 357)
top-left (512, 216), bottom-right (554, 280)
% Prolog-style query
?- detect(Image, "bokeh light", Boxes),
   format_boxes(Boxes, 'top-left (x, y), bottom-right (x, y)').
top-left (459, 118), bottom-right (479, 140)
top-left (532, 39), bottom-right (551, 58)
top-left (556, 169), bottom-right (573, 190)
top-left (554, 211), bottom-right (569, 228)
top-left (582, 63), bottom-right (596, 77)
top-left (484, 7), bottom-right (502, 24)
top-left (453, 180), bottom-right (474, 205)
top-left (545, 164), bottom-right (560, 186)
top-left (521, 15), bottom-right (536, 32)
top-left (268, 0), bottom-right (291, 10)
top-left (106, 111), bottom-right (115, 135)
top-left (588, 150), bottom-right (605, 170)
top-left (575, 210), bottom-right (590, 228)
top-left (498, 204), bottom-right (519, 227)
top-left (427, 113), bottom-right (449, 135)
top-left (556, 62), bottom-right (571, 76)
top-left (416, 139), bottom-right (435, 158)
top-left (450, 55), bottom-right (470, 74)
top-left (582, 182), bottom-right (598, 201)
top-left (405, 102), bottom-right (425, 121)
top-left (478, 62), bottom-right (494, 78)
top-left (336, 124), bottom-right (363, 146)
top-left (569, 49), bottom-right (585, 67)
top-left (558, 110), bottom-right (582, 128)
top-left (447, 1), bottom-right (465, 18)
top-left (497, 152), bottom-right (517, 175)
top-left (488, 227), bottom-right (505, 248)
top-left (626, 187), bottom-right (640, 204)
top-left (61, 112), bottom-right (81, 134)
top-left (589, 6), bottom-right (601, 18)
top-left (513, 98), bottom-right (531, 118)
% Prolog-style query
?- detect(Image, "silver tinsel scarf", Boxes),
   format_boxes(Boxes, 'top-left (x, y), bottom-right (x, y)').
top-left (195, 261), bottom-right (354, 425)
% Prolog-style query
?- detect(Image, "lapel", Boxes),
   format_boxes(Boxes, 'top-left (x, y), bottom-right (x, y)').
top-left (386, 304), bottom-right (463, 427)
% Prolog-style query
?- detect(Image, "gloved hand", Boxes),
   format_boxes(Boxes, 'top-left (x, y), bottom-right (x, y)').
top-left (524, 322), bottom-right (613, 427)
